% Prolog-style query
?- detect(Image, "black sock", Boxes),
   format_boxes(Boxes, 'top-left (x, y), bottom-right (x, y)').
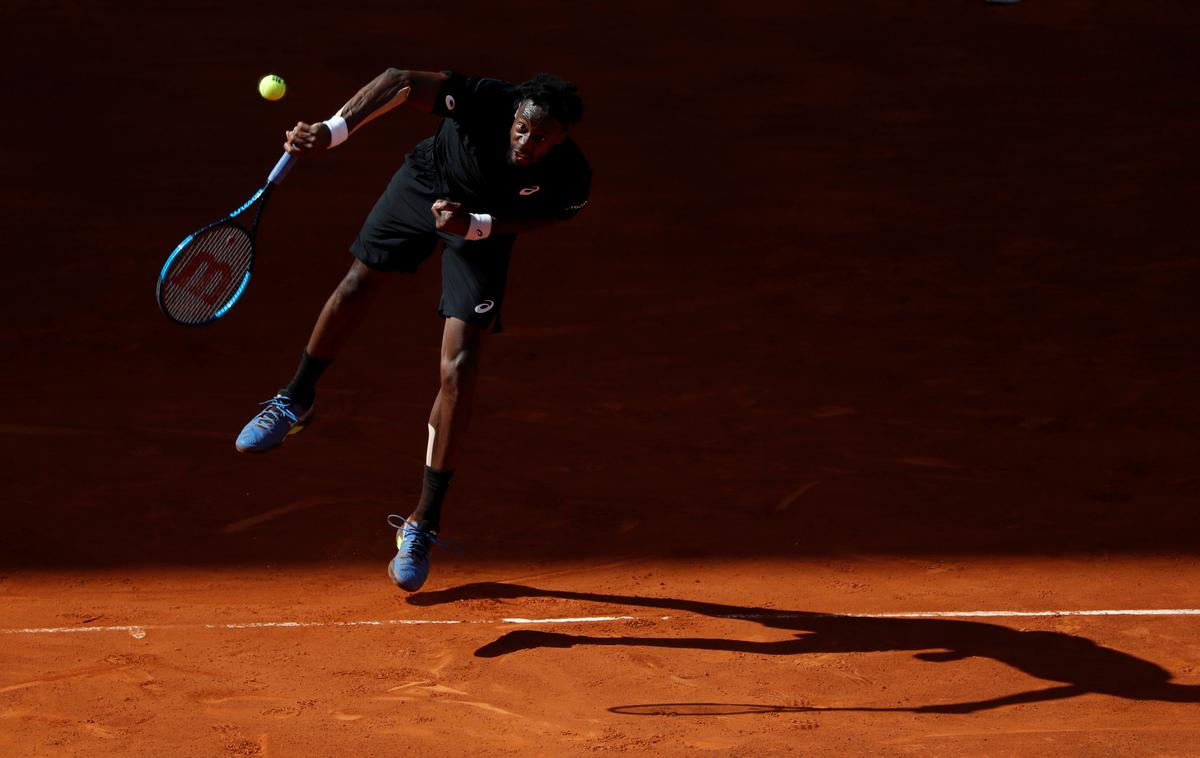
top-left (284, 351), bottom-right (330, 408)
top-left (411, 466), bottom-right (454, 534)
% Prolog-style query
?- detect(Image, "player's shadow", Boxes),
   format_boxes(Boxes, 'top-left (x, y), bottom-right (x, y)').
top-left (409, 582), bottom-right (1200, 714)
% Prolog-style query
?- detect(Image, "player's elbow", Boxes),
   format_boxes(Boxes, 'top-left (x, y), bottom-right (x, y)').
top-left (383, 68), bottom-right (412, 87)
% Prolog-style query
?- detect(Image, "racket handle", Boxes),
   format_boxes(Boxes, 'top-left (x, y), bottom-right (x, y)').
top-left (267, 152), bottom-right (295, 185)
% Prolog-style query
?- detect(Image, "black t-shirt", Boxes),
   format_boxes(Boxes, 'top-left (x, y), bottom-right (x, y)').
top-left (407, 72), bottom-right (591, 221)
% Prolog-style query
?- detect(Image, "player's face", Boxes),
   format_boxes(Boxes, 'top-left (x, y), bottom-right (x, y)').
top-left (508, 100), bottom-right (567, 167)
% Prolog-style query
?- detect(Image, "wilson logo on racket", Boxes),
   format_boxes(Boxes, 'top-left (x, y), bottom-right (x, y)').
top-left (170, 251), bottom-right (235, 305)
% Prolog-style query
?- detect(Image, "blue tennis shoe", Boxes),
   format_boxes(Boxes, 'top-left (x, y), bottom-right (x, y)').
top-left (235, 392), bottom-right (313, 453)
top-left (388, 516), bottom-right (441, 592)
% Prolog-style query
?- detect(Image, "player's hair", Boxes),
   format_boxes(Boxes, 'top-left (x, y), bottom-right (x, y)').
top-left (518, 73), bottom-right (584, 128)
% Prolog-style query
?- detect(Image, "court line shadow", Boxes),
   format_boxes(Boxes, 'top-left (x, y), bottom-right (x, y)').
top-left (409, 582), bottom-right (1200, 714)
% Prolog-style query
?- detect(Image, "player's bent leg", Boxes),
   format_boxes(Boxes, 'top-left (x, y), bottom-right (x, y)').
top-left (235, 261), bottom-right (383, 454)
top-left (305, 260), bottom-right (381, 362)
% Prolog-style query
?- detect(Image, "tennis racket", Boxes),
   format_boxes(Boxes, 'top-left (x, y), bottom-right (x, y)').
top-left (157, 152), bottom-right (295, 326)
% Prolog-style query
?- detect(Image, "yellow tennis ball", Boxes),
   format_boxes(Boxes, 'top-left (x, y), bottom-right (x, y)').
top-left (258, 74), bottom-right (286, 101)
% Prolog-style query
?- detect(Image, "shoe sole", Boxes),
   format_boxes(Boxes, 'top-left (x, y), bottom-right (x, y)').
top-left (235, 411), bottom-right (315, 454)
top-left (387, 556), bottom-right (425, 592)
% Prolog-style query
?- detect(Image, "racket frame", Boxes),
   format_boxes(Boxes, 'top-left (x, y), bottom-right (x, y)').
top-left (157, 153), bottom-right (294, 326)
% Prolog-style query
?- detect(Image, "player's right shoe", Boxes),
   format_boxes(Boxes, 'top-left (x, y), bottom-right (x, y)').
top-left (387, 516), bottom-right (442, 592)
top-left (234, 392), bottom-right (313, 453)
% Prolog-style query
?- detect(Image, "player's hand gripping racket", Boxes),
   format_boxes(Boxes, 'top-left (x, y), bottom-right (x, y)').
top-left (157, 152), bottom-right (295, 326)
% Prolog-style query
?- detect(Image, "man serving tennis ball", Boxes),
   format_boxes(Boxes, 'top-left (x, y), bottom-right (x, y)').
top-left (234, 69), bottom-right (591, 592)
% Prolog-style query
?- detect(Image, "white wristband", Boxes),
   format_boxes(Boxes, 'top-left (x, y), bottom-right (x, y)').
top-left (324, 114), bottom-right (349, 147)
top-left (466, 213), bottom-right (494, 241)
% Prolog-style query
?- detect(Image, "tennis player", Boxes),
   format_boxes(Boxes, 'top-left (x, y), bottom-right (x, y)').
top-left (234, 69), bottom-right (590, 591)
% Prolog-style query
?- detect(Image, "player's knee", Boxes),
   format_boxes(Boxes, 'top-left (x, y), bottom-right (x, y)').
top-left (439, 349), bottom-right (477, 397)
top-left (338, 264), bottom-right (375, 299)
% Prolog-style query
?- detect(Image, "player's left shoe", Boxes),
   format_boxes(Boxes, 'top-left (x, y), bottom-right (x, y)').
top-left (234, 391), bottom-right (313, 453)
top-left (387, 516), bottom-right (442, 592)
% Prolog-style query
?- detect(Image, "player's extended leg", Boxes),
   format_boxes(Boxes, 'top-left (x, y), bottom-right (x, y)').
top-left (424, 316), bottom-right (485, 475)
top-left (235, 260), bottom-right (382, 453)
top-left (389, 316), bottom-right (484, 591)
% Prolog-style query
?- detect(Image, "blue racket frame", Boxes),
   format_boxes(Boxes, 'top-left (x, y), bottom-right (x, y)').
top-left (157, 152), bottom-right (295, 326)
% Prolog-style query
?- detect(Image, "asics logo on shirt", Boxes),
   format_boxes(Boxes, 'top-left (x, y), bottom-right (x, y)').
top-left (474, 300), bottom-right (495, 313)
top-left (519, 186), bottom-right (541, 196)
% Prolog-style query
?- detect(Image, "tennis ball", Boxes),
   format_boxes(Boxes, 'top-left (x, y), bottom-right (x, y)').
top-left (258, 74), bottom-right (286, 101)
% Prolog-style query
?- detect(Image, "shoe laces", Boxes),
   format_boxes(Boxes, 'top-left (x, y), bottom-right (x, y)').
top-left (255, 394), bottom-right (300, 429)
top-left (387, 515), bottom-right (442, 565)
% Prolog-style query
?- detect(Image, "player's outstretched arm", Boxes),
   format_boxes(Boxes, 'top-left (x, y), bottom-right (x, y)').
top-left (338, 69), bottom-right (449, 129)
top-left (283, 69), bottom-right (449, 155)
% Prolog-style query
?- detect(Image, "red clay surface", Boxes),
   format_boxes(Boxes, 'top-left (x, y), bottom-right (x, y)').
top-left (4, 1), bottom-right (1200, 754)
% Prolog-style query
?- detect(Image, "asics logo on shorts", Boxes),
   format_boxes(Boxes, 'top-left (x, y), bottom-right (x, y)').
top-left (519, 186), bottom-right (541, 196)
top-left (445, 94), bottom-right (456, 111)
top-left (474, 300), bottom-right (495, 314)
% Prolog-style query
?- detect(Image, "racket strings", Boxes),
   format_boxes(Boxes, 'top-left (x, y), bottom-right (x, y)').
top-left (161, 224), bottom-right (254, 325)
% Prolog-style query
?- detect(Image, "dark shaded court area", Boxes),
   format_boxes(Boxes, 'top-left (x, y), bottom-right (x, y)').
top-left (4, 1), bottom-right (1199, 567)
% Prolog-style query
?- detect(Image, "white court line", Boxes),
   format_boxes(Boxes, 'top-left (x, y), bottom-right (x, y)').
top-left (3, 609), bottom-right (1200, 637)
top-left (723, 609), bottom-right (1200, 619)
top-left (502, 616), bottom-right (637, 624)
top-left (212, 619), bottom-right (464, 630)
top-left (846, 610), bottom-right (1200, 618)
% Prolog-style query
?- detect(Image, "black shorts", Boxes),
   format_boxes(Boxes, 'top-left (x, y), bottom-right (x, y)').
top-left (350, 160), bottom-right (514, 332)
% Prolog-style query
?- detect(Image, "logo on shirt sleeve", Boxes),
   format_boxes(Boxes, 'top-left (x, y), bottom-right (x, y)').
top-left (445, 94), bottom-right (456, 111)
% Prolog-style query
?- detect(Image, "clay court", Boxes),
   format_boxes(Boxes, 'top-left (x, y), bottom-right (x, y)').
top-left (4, 1), bottom-right (1200, 754)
